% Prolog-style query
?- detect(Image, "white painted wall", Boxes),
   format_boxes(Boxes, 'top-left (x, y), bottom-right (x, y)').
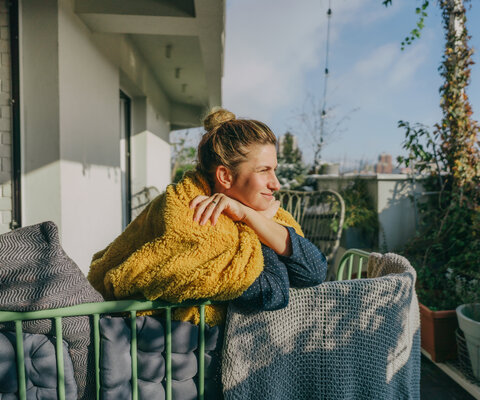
top-left (129, 92), bottom-right (171, 195)
top-left (375, 174), bottom-right (419, 251)
top-left (60, 161), bottom-right (122, 271)
top-left (314, 174), bottom-right (421, 251)
top-left (131, 130), bottom-right (170, 195)
top-left (22, 161), bottom-right (62, 229)
top-left (56, 0), bottom-right (123, 272)
top-left (19, 0), bottom-right (181, 274)
top-left (20, 0), bottom-right (62, 230)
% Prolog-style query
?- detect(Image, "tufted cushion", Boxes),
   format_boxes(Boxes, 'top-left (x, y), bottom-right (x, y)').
top-left (99, 316), bottom-right (223, 400)
top-left (0, 332), bottom-right (77, 399)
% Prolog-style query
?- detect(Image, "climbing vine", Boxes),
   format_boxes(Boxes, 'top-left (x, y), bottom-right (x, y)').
top-left (397, 0), bottom-right (480, 309)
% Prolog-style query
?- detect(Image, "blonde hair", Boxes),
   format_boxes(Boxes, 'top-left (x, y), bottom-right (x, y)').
top-left (197, 107), bottom-right (277, 187)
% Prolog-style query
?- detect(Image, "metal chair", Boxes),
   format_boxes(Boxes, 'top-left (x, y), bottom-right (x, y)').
top-left (131, 186), bottom-right (160, 219)
top-left (277, 189), bottom-right (345, 263)
top-left (336, 248), bottom-right (370, 281)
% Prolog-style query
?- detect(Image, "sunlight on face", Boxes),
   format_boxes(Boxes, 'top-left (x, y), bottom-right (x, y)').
top-left (225, 144), bottom-right (281, 211)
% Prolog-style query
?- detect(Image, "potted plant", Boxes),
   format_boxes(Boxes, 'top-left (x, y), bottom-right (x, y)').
top-left (397, 0), bottom-right (480, 363)
top-left (457, 304), bottom-right (480, 378)
top-left (453, 272), bottom-right (480, 378)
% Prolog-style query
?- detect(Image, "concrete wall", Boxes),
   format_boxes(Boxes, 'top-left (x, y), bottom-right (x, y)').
top-left (20, 0), bottom-right (173, 274)
top-left (20, 0), bottom-right (121, 271)
top-left (313, 174), bottom-right (422, 251)
top-left (58, 0), bottom-right (123, 271)
top-left (130, 96), bottom-right (171, 195)
top-left (117, 38), bottom-right (172, 195)
top-left (313, 174), bottom-right (424, 278)
top-left (0, 0), bottom-right (11, 234)
top-left (375, 174), bottom-right (422, 251)
top-left (21, 0), bottom-right (62, 227)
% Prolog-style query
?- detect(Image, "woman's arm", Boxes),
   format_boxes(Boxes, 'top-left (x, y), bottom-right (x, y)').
top-left (233, 232), bottom-right (327, 311)
top-left (232, 244), bottom-right (290, 311)
top-left (280, 227), bottom-right (327, 287)
top-left (190, 194), bottom-right (292, 256)
top-left (242, 206), bottom-right (292, 256)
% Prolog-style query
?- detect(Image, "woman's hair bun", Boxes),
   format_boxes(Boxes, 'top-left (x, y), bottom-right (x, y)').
top-left (203, 107), bottom-right (236, 131)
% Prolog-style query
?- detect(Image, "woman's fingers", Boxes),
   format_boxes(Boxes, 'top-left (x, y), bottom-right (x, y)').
top-left (190, 193), bottom-right (246, 225)
top-left (210, 197), bottom-right (226, 226)
top-left (189, 195), bottom-right (209, 209)
top-left (191, 194), bottom-right (222, 225)
top-left (193, 198), bottom-right (213, 223)
top-left (199, 200), bottom-right (218, 225)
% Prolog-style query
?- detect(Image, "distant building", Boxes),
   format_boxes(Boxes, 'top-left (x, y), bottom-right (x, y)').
top-left (375, 153), bottom-right (393, 174)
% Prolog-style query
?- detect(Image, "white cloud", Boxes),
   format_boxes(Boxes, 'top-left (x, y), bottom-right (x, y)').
top-left (331, 37), bottom-right (429, 113)
top-left (223, 0), bottom-right (335, 121)
top-left (222, 0), bottom-right (403, 123)
top-left (221, 0), bottom-right (451, 164)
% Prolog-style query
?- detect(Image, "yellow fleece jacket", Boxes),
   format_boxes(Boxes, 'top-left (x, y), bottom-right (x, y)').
top-left (87, 170), bottom-right (302, 326)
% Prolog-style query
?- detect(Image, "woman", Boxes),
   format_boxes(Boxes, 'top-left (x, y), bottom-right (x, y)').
top-left (190, 108), bottom-right (327, 312)
top-left (88, 108), bottom-right (326, 325)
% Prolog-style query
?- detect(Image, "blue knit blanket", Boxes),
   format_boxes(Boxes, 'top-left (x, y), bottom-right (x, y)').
top-left (222, 252), bottom-right (421, 400)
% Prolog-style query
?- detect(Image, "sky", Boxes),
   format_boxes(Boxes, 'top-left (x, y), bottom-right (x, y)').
top-left (221, 0), bottom-right (480, 169)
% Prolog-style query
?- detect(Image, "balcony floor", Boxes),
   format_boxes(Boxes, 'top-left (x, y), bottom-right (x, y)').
top-left (421, 355), bottom-right (477, 399)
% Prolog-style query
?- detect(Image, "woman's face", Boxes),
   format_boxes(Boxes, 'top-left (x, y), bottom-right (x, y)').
top-left (223, 144), bottom-right (281, 211)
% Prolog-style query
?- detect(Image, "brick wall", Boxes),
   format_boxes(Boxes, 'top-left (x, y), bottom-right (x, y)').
top-left (0, 0), bottom-right (12, 234)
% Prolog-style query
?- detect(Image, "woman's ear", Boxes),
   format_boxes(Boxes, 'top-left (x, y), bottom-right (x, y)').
top-left (215, 165), bottom-right (233, 190)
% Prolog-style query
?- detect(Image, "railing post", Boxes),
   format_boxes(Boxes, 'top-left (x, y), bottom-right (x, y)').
top-left (166, 307), bottom-right (172, 400)
top-left (54, 317), bottom-right (66, 400)
top-left (130, 310), bottom-right (138, 400)
top-left (198, 305), bottom-right (206, 400)
top-left (93, 313), bottom-right (101, 400)
top-left (14, 320), bottom-right (27, 400)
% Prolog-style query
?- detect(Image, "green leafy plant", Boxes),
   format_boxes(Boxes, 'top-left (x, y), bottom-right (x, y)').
top-left (397, 0), bottom-right (480, 310)
top-left (171, 131), bottom-right (197, 183)
top-left (339, 179), bottom-right (379, 246)
top-left (382, 0), bottom-right (430, 50)
top-left (446, 268), bottom-right (480, 320)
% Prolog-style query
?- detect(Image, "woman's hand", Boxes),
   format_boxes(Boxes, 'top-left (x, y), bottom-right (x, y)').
top-left (189, 194), bottom-right (247, 226)
top-left (257, 199), bottom-right (280, 220)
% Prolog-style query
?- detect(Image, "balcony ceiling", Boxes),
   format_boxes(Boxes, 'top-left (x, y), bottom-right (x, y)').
top-left (75, 0), bottom-right (223, 111)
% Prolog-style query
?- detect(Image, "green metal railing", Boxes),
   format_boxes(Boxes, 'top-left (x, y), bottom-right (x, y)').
top-left (0, 299), bottom-right (213, 400)
top-left (336, 249), bottom-right (371, 281)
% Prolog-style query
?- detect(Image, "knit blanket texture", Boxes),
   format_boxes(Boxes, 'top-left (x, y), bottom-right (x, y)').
top-left (0, 221), bottom-right (104, 400)
top-left (88, 170), bottom-right (302, 326)
top-left (222, 252), bottom-right (421, 400)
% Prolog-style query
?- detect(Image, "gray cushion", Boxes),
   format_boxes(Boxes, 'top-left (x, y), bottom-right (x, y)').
top-left (0, 332), bottom-right (77, 399)
top-left (100, 316), bottom-right (223, 400)
top-left (0, 222), bottom-right (104, 400)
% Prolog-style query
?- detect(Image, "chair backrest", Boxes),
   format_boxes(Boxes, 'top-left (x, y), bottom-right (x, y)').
top-left (277, 189), bottom-right (345, 262)
top-left (335, 248), bottom-right (371, 281)
top-left (0, 299), bottom-right (212, 400)
top-left (131, 186), bottom-right (160, 218)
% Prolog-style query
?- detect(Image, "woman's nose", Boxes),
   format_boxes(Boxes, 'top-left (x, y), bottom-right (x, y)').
top-left (269, 172), bottom-right (281, 191)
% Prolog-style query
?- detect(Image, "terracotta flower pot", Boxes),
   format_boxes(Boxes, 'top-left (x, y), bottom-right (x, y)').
top-left (419, 303), bottom-right (458, 362)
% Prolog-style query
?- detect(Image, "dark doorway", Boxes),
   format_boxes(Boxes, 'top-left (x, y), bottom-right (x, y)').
top-left (119, 91), bottom-right (132, 229)
top-left (9, 0), bottom-right (21, 229)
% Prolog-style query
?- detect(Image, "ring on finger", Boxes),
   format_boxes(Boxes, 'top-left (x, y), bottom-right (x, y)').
top-left (211, 200), bottom-right (217, 205)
